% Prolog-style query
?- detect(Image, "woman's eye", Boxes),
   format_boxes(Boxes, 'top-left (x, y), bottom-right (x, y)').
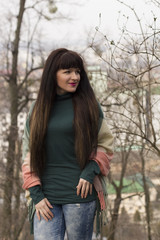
top-left (64, 70), bottom-right (70, 74)
top-left (64, 69), bottom-right (80, 74)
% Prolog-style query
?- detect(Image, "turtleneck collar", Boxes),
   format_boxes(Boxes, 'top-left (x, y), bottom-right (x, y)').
top-left (56, 92), bottom-right (73, 101)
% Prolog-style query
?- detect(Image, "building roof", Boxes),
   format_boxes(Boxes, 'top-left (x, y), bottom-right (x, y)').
top-left (107, 174), bottom-right (155, 194)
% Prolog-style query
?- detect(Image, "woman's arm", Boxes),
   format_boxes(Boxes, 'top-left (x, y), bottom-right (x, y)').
top-left (92, 118), bottom-right (114, 176)
top-left (77, 160), bottom-right (100, 198)
top-left (21, 104), bottom-right (53, 221)
top-left (21, 105), bottom-right (41, 190)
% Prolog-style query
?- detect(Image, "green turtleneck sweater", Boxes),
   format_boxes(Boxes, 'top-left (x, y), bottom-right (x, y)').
top-left (28, 93), bottom-right (103, 205)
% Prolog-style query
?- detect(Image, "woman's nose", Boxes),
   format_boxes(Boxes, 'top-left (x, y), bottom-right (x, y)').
top-left (71, 71), bottom-right (79, 79)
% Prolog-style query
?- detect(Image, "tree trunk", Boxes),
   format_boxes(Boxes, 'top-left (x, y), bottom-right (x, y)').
top-left (2, 81), bottom-right (18, 239)
top-left (141, 152), bottom-right (152, 240)
top-left (12, 140), bottom-right (22, 239)
top-left (13, 207), bottom-right (28, 240)
top-left (1, 1), bottom-right (26, 239)
top-left (108, 195), bottom-right (121, 240)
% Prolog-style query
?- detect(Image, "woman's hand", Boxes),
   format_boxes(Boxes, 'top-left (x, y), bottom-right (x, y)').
top-left (35, 198), bottom-right (54, 221)
top-left (76, 178), bottom-right (92, 198)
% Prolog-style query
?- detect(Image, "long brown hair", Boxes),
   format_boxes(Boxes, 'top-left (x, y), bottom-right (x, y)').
top-left (30, 48), bottom-right (99, 177)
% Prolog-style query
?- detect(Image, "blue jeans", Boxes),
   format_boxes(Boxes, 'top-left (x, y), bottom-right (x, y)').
top-left (34, 200), bottom-right (96, 240)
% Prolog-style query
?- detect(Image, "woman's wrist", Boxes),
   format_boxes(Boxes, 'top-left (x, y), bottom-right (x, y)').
top-left (28, 185), bottom-right (45, 205)
top-left (80, 160), bottom-right (100, 183)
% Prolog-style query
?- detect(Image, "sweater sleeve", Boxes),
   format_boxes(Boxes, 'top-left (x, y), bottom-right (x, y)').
top-left (28, 185), bottom-right (45, 205)
top-left (80, 160), bottom-right (100, 184)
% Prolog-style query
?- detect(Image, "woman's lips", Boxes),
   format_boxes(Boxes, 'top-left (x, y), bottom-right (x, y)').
top-left (69, 83), bottom-right (77, 86)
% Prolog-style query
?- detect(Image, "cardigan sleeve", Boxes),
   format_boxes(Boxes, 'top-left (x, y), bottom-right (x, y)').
top-left (22, 102), bottom-right (45, 204)
top-left (92, 117), bottom-right (114, 176)
top-left (21, 101), bottom-right (41, 190)
top-left (97, 118), bottom-right (114, 155)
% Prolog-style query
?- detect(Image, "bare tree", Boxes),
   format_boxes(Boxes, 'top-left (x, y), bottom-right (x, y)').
top-left (0, 1), bottom-right (67, 239)
top-left (107, 143), bottom-right (138, 240)
top-left (90, 1), bottom-right (160, 239)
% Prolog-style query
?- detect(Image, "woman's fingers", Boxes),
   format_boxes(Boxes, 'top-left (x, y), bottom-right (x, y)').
top-left (42, 209), bottom-right (52, 221)
top-left (80, 181), bottom-right (86, 198)
top-left (36, 209), bottom-right (41, 221)
top-left (37, 206), bottom-right (53, 221)
top-left (35, 198), bottom-right (54, 221)
top-left (76, 180), bottom-right (82, 196)
top-left (45, 198), bottom-right (53, 209)
top-left (76, 178), bottom-right (92, 198)
top-left (37, 209), bottom-right (49, 222)
top-left (84, 183), bottom-right (90, 198)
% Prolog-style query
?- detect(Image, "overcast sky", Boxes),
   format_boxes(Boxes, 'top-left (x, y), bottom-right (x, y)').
top-left (41, 0), bottom-right (160, 49)
top-left (1, 0), bottom-right (160, 58)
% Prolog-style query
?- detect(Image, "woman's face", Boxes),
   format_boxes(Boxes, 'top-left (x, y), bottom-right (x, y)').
top-left (56, 68), bottom-right (80, 95)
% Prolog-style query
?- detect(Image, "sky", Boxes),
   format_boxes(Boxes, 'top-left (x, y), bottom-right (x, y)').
top-left (41, 0), bottom-right (160, 49)
top-left (1, 0), bottom-right (160, 59)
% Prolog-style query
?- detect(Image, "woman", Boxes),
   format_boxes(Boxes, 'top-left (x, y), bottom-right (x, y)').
top-left (22, 48), bottom-right (114, 240)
